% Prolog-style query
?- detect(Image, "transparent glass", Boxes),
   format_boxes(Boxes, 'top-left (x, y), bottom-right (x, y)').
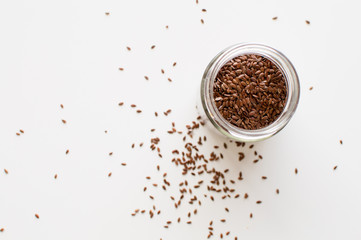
top-left (200, 43), bottom-right (300, 142)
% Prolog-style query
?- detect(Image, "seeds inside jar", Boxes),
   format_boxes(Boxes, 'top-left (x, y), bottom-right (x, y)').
top-left (213, 54), bottom-right (287, 130)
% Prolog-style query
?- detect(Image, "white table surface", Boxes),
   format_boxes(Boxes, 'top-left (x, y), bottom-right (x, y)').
top-left (1, 0), bottom-right (361, 239)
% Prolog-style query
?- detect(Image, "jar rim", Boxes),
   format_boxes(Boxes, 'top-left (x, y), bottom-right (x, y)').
top-left (201, 43), bottom-right (300, 142)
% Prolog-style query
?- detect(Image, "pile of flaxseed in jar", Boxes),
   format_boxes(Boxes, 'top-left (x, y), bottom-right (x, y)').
top-left (213, 54), bottom-right (287, 130)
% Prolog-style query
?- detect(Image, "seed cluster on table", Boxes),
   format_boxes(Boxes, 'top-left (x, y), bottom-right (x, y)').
top-left (122, 109), bottom-right (273, 239)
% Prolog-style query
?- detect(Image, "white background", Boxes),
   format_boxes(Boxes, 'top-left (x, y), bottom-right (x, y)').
top-left (1, 0), bottom-right (361, 239)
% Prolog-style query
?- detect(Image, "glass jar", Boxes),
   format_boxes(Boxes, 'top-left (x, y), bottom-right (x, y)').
top-left (198, 43), bottom-right (300, 142)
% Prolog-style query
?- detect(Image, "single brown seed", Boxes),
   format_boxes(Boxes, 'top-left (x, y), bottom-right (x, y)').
top-left (16, 133), bottom-right (20, 136)
top-left (161, 69), bottom-right (165, 74)
top-left (149, 195), bottom-right (154, 200)
top-left (220, 219), bottom-right (226, 222)
top-left (154, 112), bottom-right (158, 117)
top-left (262, 176), bottom-right (267, 179)
top-left (187, 221), bottom-right (192, 224)
top-left (244, 193), bottom-right (248, 199)
top-left (250, 213), bottom-right (253, 218)
top-left (178, 217), bottom-right (181, 223)
top-left (126, 46), bottom-right (131, 51)
top-left (333, 166), bottom-right (337, 170)
top-left (256, 200), bottom-right (262, 204)
top-left (61, 119), bottom-right (66, 124)
top-left (118, 67), bottom-right (124, 71)
top-left (66, 149), bottom-right (69, 154)
top-left (130, 104), bottom-right (136, 108)
top-left (151, 45), bottom-right (156, 49)
top-left (144, 76), bottom-right (149, 80)
top-left (105, 12), bottom-right (110, 15)
top-left (54, 174), bottom-right (58, 179)
top-left (136, 110), bottom-right (142, 113)
top-left (0, 228), bottom-right (4, 232)
top-left (118, 102), bottom-right (124, 106)
top-left (309, 86), bottom-right (313, 90)
top-left (165, 25), bottom-right (169, 29)
top-left (272, 16), bottom-right (278, 20)
top-left (121, 163), bottom-right (127, 166)
top-left (168, 78), bottom-right (172, 82)
top-left (200, 19), bottom-right (204, 24)
top-left (202, 9), bottom-right (207, 12)
top-left (131, 144), bottom-right (135, 148)
top-left (306, 20), bottom-right (310, 25)
top-left (108, 172), bottom-right (112, 177)
top-left (225, 208), bottom-right (229, 212)
top-left (109, 152), bottom-right (113, 156)
top-left (340, 140), bottom-right (343, 144)
top-left (295, 168), bottom-right (298, 174)
top-left (276, 189), bottom-right (279, 194)
top-left (173, 62), bottom-right (177, 67)
top-left (35, 214), bottom-right (39, 219)
top-left (20, 129), bottom-right (24, 133)
top-left (226, 232), bottom-right (230, 236)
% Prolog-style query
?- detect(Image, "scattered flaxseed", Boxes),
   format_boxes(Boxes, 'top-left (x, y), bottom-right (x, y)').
top-left (256, 200), bottom-right (262, 204)
top-left (151, 45), bottom-right (156, 49)
top-left (309, 86), bottom-right (313, 90)
top-left (220, 219), bottom-right (226, 222)
top-left (200, 19), bottom-right (204, 24)
top-left (165, 25), bottom-right (169, 29)
top-left (149, 195), bottom-right (154, 200)
top-left (54, 174), bottom-right (58, 179)
top-left (167, 78), bottom-right (172, 82)
top-left (161, 69), bottom-right (165, 74)
top-left (132, 144), bottom-right (135, 148)
top-left (340, 140), bottom-right (343, 144)
top-left (20, 129), bottom-right (24, 134)
top-left (35, 214), bottom-right (39, 219)
top-left (16, 133), bottom-right (20, 136)
top-left (126, 46), bottom-right (131, 51)
top-left (225, 208), bottom-right (229, 212)
top-left (295, 168), bottom-right (298, 174)
top-left (136, 110), bottom-right (142, 113)
top-left (4, 169), bottom-right (8, 174)
top-left (130, 104), bottom-right (136, 108)
top-left (0, 228), bottom-right (3, 232)
top-left (187, 221), bottom-right (192, 224)
top-left (66, 149), bottom-right (69, 154)
top-left (61, 119), bottom-right (67, 124)
top-left (118, 102), bottom-right (124, 106)
top-left (109, 152), bottom-right (113, 156)
top-left (155, 112), bottom-right (158, 117)
top-left (173, 62), bottom-right (177, 67)
top-left (272, 16), bottom-right (278, 20)
top-left (105, 12), bottom-right (110, 15)
top-left (144, 76), bottom-right (149, 80)
top-left (276, 189), bottom-right (279, 194)
top-left (333, 166), bottom-right (337, 170)
top-left (118, 67), bottom-right (124, 71)
top-left (202, 9), bottom-right (207, 12)
top-left (262, 176), bottom-right (267, 179)
top-left (121, 163), bottom-right (127, 166)
top-left (108, 172), bottom-right (112, 177)
top-left (305, 20), bottom-right (310, 25)
top-left (250, 213), bottom-right (253, 218)
top-left (244, 193), bottom-right (248, 199)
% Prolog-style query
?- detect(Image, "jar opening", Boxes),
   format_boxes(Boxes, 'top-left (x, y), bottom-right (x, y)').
top-left (201, 43), bottom-right (300, 142)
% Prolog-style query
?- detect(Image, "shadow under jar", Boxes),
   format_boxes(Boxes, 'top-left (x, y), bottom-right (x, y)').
top-left (199, 43), bottom-right (300, 142)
